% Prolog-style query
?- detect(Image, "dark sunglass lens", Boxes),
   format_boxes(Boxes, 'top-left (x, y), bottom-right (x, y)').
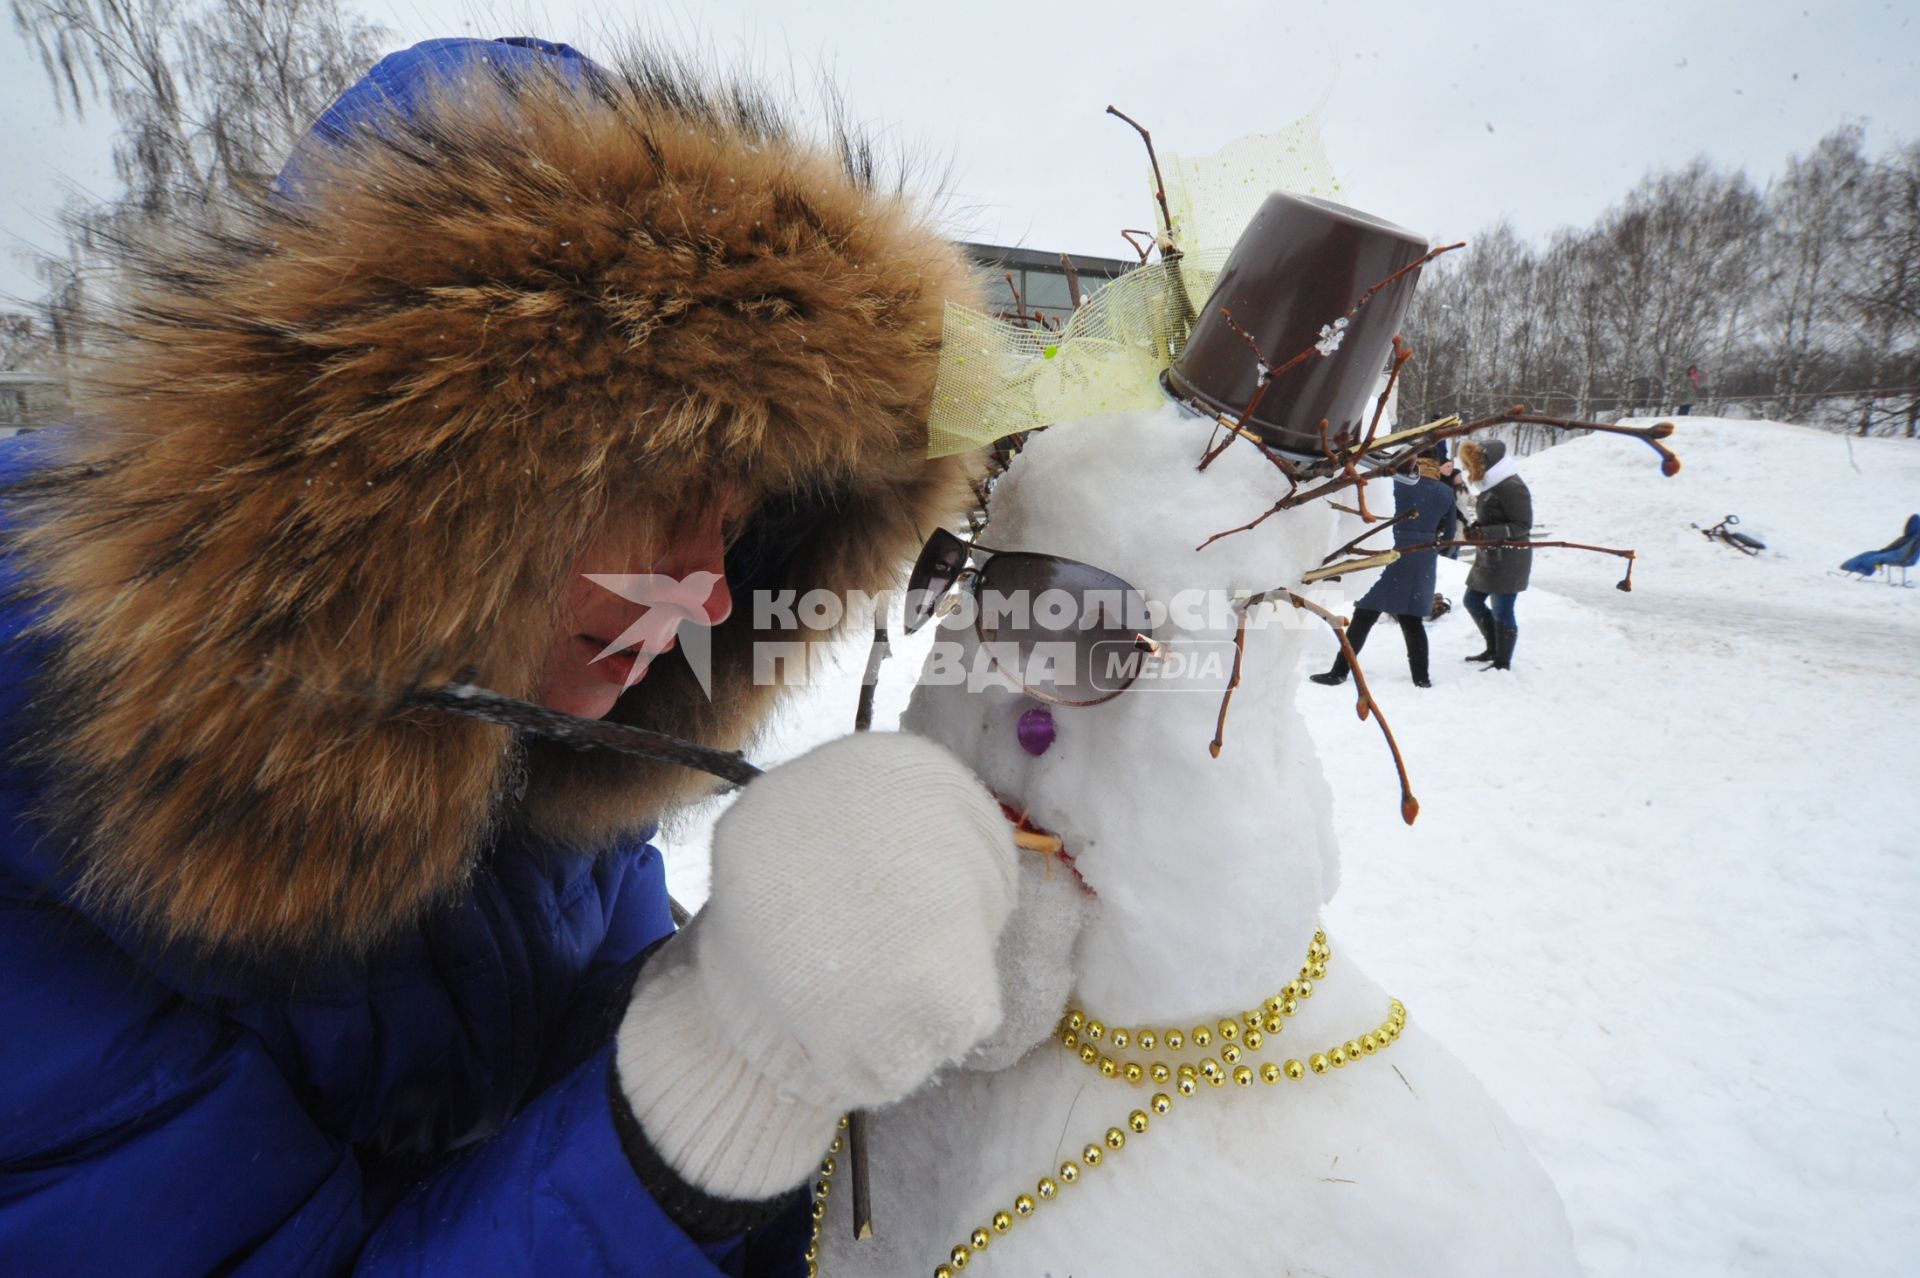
top-left (905, 529), bottom-right (969, 633)
top-left (975, 554), bottom-right (1152, 705)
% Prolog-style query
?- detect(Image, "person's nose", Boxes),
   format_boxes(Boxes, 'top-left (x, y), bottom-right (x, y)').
top-left (660, 506), bottom-right (733, 626)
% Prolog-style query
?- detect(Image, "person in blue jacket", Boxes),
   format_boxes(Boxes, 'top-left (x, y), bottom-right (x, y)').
top-left (0, 38), bottom-right (1020, 1277)
top-left (1308, 455), bottom-right (1457, 689)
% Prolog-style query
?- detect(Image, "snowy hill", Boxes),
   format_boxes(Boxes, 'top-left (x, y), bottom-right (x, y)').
top-left (662, 416), bottom-right (1920, 1278)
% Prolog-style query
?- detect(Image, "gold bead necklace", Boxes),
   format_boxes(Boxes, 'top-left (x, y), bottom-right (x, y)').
top-left (805, 928), bottom-right (1408, 1278)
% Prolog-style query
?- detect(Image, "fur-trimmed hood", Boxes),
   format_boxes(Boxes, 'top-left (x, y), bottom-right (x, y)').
top-left (2, 39), bottom-right (979, 957)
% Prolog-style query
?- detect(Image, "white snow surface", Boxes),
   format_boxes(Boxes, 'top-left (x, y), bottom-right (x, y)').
top-left (661, 415), bottom-right (1920, 1277)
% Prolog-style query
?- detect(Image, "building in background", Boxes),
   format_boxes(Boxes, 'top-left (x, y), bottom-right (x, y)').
top-left (959, 243), bottom-right (1135, 327)
top-left (0, 245), bottom-right (1137, 438)
top-left (0, 372), bottom-right (66, 436)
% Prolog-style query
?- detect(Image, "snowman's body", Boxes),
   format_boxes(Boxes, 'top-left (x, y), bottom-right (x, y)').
top-left (819, 404), bottom-right (1577, 1277)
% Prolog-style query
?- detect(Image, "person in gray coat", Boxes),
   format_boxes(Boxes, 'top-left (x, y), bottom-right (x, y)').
top-left (1310, 456), bottom-right (1457, 689)
top-left (1458, 439), bottom-right (1532, 671)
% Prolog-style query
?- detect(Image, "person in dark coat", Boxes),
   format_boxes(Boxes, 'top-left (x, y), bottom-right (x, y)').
top-left (1309, 457), bottom-right (1458, 689)
top-left (0, 38), bottom-right (1019, 1277)
top-left (1458, 439), bottom-right (1533, 671)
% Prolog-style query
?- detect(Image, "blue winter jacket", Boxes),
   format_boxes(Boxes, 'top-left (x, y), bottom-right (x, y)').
top-left (0, 446), bottom-right (806, 1278)
top-left (0, 31), bottom-right (960, 1272)
top-left (0, 38), bottom-right (809, 1273)
top-left (1355, 475), bottom-right (1458, 618)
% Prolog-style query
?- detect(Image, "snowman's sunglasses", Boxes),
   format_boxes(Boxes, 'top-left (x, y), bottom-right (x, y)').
top-left (904, 527), bottom-right (1161, 707)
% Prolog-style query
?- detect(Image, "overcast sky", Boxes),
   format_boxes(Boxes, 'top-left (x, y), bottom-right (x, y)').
top-left (4, 0), bottom-right (1917, 306)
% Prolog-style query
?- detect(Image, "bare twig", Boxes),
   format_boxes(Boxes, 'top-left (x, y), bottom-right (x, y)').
top-left (1196, 307), bottom-right (1309, 471)
top-left (1326, 337), bottom-right (1417, 525)
top-left (1197, 308), bottom-right (1276, 469)
top-left (1194, 244), bottom-right (1465, 474)
top-left (1060, 252), bottom-right (1083, 309)
top-left (1106, 105), bottom-right (1175, 252)
top-left (410, 683), bottom-right (761, 784)
top-left (986, 270), bottom-right (1064, 331)
top-left (1119, 229), bottom-right (1155, 264)
top-left (1201, 410), bottom-right (1677, 552)
top-left (847, 614), bottom-right (889, 1242)
top-left (853, 618), bottom-right (889, 733)
top-left (1196, 453), bottom-right (1419, 551)
top-left (1361, 336), bottom-right (1416, 455)
top-left (847, 1112), bottom-right (873, 1240)
top-left (1314, 538), bottom-right (1638, 591)
top-left (1485, 411), bottom-right (1681, 476)
top-left (1319, 508), bottom-right (1419, 565)
top-left (1299, 550), bottom-right (1400, 583)
top-left (1194, 411), bottom-right (1305, 485)
top-left (1207, 611), bottom-right (1249, 758)
top-left (1236, 589), bottom-right (1419, 824)
top-left (1354, 243), bottom-right (1465, 320)
top-left (1393, 408), bottom-right (1679, 474)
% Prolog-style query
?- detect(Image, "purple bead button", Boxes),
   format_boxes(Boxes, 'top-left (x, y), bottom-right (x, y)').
top-left (1017, 706), bottom-right (1056, 756)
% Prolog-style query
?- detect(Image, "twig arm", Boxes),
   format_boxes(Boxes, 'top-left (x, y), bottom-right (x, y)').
top-left (1234, 589), bottom-right (1419, 824)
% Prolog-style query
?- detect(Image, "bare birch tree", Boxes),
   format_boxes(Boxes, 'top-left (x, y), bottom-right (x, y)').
top-left (8, 0), bottom-right (386, 362)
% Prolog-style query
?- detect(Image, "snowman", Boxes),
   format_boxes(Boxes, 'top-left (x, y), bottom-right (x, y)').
top-left (812, 191), bottom-right (1581, 1277)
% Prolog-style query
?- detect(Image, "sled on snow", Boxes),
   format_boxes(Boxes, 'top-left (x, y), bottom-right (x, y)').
top-left (1838, 514), bottom-right (1920, 586)
top-left (1694, 514), bottom-right (1766, 556)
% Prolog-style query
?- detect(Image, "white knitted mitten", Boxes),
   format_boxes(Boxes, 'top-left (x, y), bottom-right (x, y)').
top-left (615, 732), bottom-right (1018, 1202)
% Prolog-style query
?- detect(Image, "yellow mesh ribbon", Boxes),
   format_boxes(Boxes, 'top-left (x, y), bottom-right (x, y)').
top-left (926, 121), bottom-right (1340, 458)
top-left (1162, 120), bottom-right (1340, 306)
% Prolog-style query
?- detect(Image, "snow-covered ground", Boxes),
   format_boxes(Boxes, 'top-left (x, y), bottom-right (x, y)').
top-left (662, 416), bottom-right (1920, 1277)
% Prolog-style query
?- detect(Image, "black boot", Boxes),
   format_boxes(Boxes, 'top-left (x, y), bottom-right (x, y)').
top-left (1312, 608), bottom-right (1377, 686)
top-left (1464, 614), bottom-right (1495, 662)
top-left (1399, 614), bottom-right (1431, 687)
top-left (1485, 624), bottom-right (1517, 671)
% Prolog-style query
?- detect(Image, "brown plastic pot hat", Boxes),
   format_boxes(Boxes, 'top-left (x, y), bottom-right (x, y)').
top-left (1166, 191), bottom-right (1429, 458)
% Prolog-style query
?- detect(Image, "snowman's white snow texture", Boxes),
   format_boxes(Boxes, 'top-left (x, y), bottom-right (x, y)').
top-left (813, 404), bottom-right (1579, 1277)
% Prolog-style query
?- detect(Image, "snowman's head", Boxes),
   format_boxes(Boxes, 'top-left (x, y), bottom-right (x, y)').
top-left (902, 401), bottom-right (1348, 1020)
top-left (900, 191), bottom-right (1435, 1019)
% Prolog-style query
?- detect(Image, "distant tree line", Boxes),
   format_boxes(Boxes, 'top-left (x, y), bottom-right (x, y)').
top-left (1398, 126), bottom-right (1920, 439)
top-left (3, 0), bottom-right (385, 369)
top-left (6, 0), bottom-right (1919, 450)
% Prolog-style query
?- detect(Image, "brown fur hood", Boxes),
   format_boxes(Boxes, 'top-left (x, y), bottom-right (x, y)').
top-left (1, 49), bottom-right (978, 957)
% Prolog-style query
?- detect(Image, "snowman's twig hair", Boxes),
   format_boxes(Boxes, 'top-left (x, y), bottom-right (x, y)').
top-left (1106, 105), bottom-right (1175, 252)
top-left (1359, 336), bottom-right (1417, 460)
top-left (1232, 589), bottom-right (1419, 825)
